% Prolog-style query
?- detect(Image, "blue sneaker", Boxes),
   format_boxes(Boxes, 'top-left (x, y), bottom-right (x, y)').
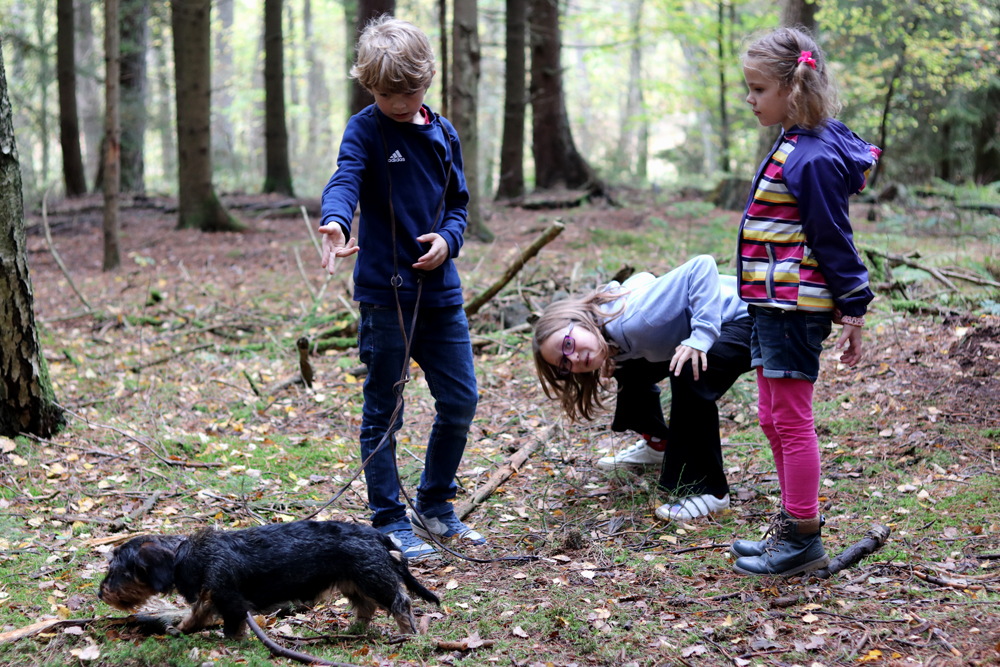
top-left (383, 527), bottom-right (437, 561)
top-left (412, 511), bottom-right (487, 545)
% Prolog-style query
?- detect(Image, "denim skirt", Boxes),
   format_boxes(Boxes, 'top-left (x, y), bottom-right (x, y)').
top-left (749, 305), bottom-right (832, 383)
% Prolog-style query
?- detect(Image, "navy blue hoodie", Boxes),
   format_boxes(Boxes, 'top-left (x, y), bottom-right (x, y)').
top-left (320, 104), bottom-right (470, 308)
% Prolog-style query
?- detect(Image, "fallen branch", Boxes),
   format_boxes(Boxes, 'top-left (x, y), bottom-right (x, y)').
top-left (456, 424), bottom-right (559, 521)
top-left (293, 246), bottom-right (319, 300)
top-left (469, 322), bottom-right (532, 348)
top-left (109, 490), bottom-right (162, 533)
top-left (245, 611), bottom-right (355, 667)
top-left (301, 205), bottom-right (323, 260)
top-left (129, 343), bottom-right (214, 372)
top-left (297, 337), bottom-right (314, 388)
top-left (41, 190), bottom-right (92, 313)
top-left (811, 524), bottom-right (891, 579)
top-left (464, 221), bottom-right (565, 318)
top-left (862, 247), bottom-right (959, 292)
top-left (0, 617), bottom-right (94, 644)
top-left (937, 267), bottom-right (1000, 289)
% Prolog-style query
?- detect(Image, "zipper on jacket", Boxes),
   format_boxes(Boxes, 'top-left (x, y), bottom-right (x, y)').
top-left (765, 242), bottom-right (776, 299)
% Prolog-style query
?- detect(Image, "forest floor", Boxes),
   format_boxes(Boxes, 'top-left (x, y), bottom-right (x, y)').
top-left (1, 187), bottom-right (999, 667)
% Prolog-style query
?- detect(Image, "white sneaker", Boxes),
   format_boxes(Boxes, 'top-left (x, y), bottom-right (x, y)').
top-left (655, 493), bottom-right (730, 521)
top-left (596, 439), bottom-right (665, 471)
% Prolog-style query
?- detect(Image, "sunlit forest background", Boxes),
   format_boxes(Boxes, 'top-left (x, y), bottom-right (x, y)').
top-left (2, 0), bottom-right (999, 206)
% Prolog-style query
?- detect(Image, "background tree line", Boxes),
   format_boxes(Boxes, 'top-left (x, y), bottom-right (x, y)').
top-left (3, 0), bottom-right (1000, 220)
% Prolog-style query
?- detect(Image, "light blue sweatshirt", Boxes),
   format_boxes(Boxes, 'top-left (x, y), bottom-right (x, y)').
top-left (601, 255), bottom-right (749, 363)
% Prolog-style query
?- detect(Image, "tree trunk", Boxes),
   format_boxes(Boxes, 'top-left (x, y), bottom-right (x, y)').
top-left (57, 0), bottom-right (88, 196)
top-left (213, 0), bottom-right (236, 173)
top-left (304, 0), bottom-right (330, 176)
top-left (438, 0), bottom-right (449, 118)
top-left (75, 0), bottom-right (103, 185)
top-left (35, 0), bottom-right (51, 185)
top-left (617, 0), bottom-right (644, 179)
top-left (119, 0), bottom-right (148, 193)
top-left (103, 0), bottom-right (121, 270)
top-left (286, 0), bottom-right (299, 160)
top-left (348, 0), bottom-right (394, 117)
top-left (452, 0), bottom-right (492, 242)
top-left (973, 81), bottom-right (1000, 184)
top-left (263, 0), bottom-right (294, 195)
top-left (0, 38), bottom-right (64, 438)
top-left (171, 0), bottom-right (241, 231)
top-left (153, 19), bottom-right (176, 190)
top-left (716, 0), bottom-right (729, 173)
top-left (528, 0), bottom-right (599, 193)
top-left (495, 0), bottom-right (525, 200)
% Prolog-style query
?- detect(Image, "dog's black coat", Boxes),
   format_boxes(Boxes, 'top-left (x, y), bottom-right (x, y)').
top-left (98, 520), bottom-right (439, 637)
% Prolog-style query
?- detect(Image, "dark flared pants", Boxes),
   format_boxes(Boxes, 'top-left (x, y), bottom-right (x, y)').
top-left (610, 318), bottom-right (752, 497)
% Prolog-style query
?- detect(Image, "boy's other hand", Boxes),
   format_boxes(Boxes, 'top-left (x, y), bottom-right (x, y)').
top-left (835, 323), bottom-right (863, 367)
top-left (412, 233), bottom-right (449, 271)
top-left (319, 223), bottom-right (359, 274)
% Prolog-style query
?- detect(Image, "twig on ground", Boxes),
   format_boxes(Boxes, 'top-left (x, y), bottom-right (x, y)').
top-left (129, 343), bottom-right (214, 372)
top-left (109, 489), bottom-right (163, 532)
top-left (245, 612), bottom-right (355, 666)
top-left (41, 190), bottom-right (92, 313)
top-left (293, 246), bottom-right (319, 300)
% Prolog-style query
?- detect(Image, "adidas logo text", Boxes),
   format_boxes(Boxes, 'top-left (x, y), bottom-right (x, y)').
top-left (388, 150), bottom-right (405, 163)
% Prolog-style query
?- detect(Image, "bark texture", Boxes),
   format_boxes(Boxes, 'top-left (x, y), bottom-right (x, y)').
top-left (452, 0), bottom-right (492, 241)
top-left (119, 0), bottom-right (148, 193)
top-left (57, 0), bottom-right (88, 196)
top-left (171, 0), bottom-right (240, 231)
top-left (0, 40), bottom-right (64, 438)
top-left (263, 0), bottom-right (294, 195)
top-left (528, 0), bottom-right (599, 193)
top-left (495, 0), bottom-right (525, 200)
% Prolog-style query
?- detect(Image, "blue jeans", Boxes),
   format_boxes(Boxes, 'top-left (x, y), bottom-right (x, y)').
top-left (357, 303), bottom-right (478, 531)
top-left (749, 306), bottom-right (832, 383)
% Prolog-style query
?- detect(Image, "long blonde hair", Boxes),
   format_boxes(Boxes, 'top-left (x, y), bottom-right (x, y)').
top-left (531, 289), bottom-right (625, 422)
top-left (743, 27), bottom-right (840, 130)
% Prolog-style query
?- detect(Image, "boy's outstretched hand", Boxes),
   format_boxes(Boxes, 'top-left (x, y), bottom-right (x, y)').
top-left (835, 323), bottom-right (863, 367)
top-left (319, 223), bottom-right (359, 275)
top-left (412, 233), bottom-right (449, 271)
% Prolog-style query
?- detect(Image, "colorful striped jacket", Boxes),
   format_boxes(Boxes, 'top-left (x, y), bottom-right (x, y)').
top-left (736, 119), bottom-right (880, 318)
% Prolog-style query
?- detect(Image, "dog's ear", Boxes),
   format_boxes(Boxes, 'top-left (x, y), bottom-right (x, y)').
top-left (136, 540), bottom-right (176, 593)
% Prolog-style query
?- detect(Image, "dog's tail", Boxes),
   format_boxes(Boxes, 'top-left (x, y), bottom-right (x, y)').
top-left (398, 564), bottom-right (440, 605)
top-left (378, 533), bottom-right (440, 605)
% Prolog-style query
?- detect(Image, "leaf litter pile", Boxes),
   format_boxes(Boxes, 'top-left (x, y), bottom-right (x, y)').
top-left (1, 192), bottom-right (999, 666)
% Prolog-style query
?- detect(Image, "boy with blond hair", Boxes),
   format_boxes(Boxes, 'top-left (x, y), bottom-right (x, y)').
top-left (318, 15), bottom-right (482, 559)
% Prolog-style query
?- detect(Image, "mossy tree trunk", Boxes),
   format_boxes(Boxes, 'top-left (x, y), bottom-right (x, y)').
top-left (0, 38), bottom-right (64, 438)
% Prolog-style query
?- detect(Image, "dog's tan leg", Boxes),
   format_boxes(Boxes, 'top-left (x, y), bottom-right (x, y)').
top-left (178, 590), bottom-right (217, 634)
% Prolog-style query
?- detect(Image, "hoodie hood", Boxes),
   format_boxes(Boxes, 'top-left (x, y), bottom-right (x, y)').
top-left (786, 119), bottom-right (881, 195)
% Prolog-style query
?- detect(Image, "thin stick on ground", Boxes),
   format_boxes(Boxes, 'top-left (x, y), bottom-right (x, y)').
top-left (245, 612), bottom-right (356, 667)
top-left (41, 190), bottom-right (92, 312)
top-left (301, 205), bottom-right (323, 260)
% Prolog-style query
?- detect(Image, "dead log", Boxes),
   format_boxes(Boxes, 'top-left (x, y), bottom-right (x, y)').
top-left (812, 524), bottom-right (891, 579)
top-left (464, 221), bottom-right (565, 318)
top-left (456, 424), bottom-right (559, 521)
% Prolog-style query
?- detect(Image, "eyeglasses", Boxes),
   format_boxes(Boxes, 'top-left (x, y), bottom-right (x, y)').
top-left (557, 322), bottom-right (576, 377)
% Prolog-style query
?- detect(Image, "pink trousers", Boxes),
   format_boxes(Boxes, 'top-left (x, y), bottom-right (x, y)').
top-left (755, 367), bottom-right (820, 519)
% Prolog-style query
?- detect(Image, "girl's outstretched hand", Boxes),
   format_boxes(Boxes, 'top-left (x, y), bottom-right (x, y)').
top-left (670, 344), bottom-right (708, 381)
top-left (836, 323), bottom-right (864, 367)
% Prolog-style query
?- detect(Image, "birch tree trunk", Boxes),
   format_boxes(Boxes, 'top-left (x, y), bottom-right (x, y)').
top-left (172, 0), bottom-right (241, 231)
top-left (263, 0), bottom-right (294, 195)
top-left (58, 0), bottom-right (88, 195)
top-left (495, 0), bottom-right (525, 200)
top-left (0, 37), bottom-right (64, 438)
top-left (153, 19), bottom-right (176, 190)
top-left (103, 0), bottom-right (121, 270)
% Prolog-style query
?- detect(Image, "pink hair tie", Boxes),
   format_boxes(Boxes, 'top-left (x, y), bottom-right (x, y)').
top-left (797, 50), bottom-right (817, 69)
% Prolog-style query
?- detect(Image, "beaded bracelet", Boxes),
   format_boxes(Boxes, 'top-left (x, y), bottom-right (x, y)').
top-left (840, 314), bottom-right (865, 327)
